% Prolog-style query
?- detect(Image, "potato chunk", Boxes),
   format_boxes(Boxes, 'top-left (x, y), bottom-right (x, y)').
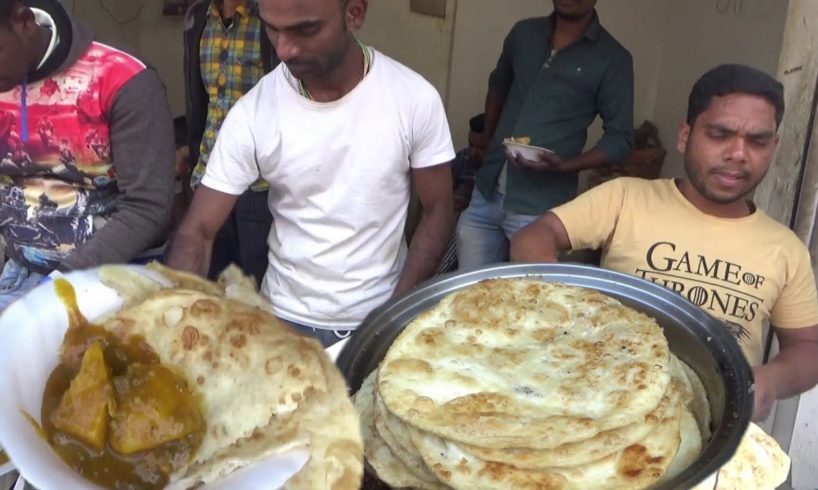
top-left (109, 364), bottom-right (202, 455)
top-left (51, 342), bottom-right (112, 451)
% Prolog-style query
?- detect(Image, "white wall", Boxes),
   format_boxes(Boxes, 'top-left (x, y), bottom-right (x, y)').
top-left (136, 1), bottom-right (187, 117)
top-left (62, 0), bottom-right (141, 48)
top-left (62, 0), bottom-right (186, 116)
top-left (358, 0), bottom-right (458, 98)
top-left (653, 0), bottom-right (788, 178)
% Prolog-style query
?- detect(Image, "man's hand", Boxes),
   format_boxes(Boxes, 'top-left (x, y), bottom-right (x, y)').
top-left (751, 364), bottom-right (778, 421)
top-left (507, 149), bottom-right (570, 172)
top-left (166, 186), bottom-right (238, 276)
top-left (750, 324), bottom-right (818, 421)
top-left (507, 147), bottom-right (617, 174)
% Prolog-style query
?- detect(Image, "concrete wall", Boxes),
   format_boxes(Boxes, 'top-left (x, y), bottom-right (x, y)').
top-left (136, 2), bottom-right (187, 117)
top-left (358, 0), bottom-right (457, 99)
top-left (61, 0), bottom-right (186, 116)
top-left (653, 0), bottom-right (788, 178)
top-left (759, 2), bottom-right (818, 486)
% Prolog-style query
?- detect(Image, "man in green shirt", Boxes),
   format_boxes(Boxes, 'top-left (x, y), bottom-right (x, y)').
top-left (456, 0), bottom-right (634, 270)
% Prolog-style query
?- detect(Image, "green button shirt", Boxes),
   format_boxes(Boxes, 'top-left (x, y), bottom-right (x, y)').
top-left (476, 13), bottom-right (634, 215)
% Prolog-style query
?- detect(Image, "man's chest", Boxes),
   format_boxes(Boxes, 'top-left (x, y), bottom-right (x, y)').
top-left (511, 43), bottom-right (604, 105)
top-left (258, 102), bottom-right (412, 201)
top-left (604, 228), bottom-right (784, 330)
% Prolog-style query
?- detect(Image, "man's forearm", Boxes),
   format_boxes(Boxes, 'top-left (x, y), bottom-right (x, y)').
top-left (561, 148), bottom-right (613, 173)
top-left (60, 209), bottom-right (170, 271)
top-left (165, 227), bottom-right (213, 277)
top-left (763, 342), bottom-right (818, 399)
top-left (481, 89), bottom-right (508, 143)
top-left (393, 207), bottom-right (453, 297)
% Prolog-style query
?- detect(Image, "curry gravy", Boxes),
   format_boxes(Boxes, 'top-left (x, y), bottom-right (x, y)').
top-left (40, 279), bottom-right (204, 490)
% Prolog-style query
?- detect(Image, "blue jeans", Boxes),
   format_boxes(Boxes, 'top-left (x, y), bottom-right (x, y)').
top-left (0, 259), bottom-right (44, 313)
top-left (456, 190), bottom-right (540, 271)
top-left (278, 318), bottom-right (353, 348)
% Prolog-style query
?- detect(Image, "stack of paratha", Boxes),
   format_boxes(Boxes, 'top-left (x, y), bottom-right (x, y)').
top-left (352, 279), bottom-right (711, 489)
top-left (96, 264), bottom-right (364, 490)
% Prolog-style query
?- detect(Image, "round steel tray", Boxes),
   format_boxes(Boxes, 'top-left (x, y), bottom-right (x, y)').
top-left (338, 263), bottom-right (753, 489)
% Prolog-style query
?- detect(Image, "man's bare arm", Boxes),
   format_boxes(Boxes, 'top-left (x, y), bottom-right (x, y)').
top-left (393, 164), bottom-right (454, 297)
top-left (165, 186), bottom-right (238, 276)
top-left (752, 324), bottom-right (818, 420)
top-left (509, 212), bottom-right (572, 263)
top-left (473, 89), bottom-right (508, 151)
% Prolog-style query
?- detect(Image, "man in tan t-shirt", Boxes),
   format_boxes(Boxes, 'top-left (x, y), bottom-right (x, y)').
top-left (511, 63), bottom-right (818, 422)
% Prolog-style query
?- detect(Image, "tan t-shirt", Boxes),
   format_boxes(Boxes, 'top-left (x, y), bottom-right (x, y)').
top-left (552, 178), bottom-right (818, 366)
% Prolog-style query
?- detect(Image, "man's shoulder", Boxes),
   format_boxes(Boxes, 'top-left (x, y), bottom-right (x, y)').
top-left (596, 24), bottom-right (633, 61)
top-left (231, 68), bottom-right (282, 119)
top-left (512, 16), bottom-right (551, 32)
top-left (754, 210), bottom-right (808, 249)
top-left (77, 42), bottom-right (148, 89)
top-left (372, 50), bottom-right (441, 100)
top-left (591, 176), bottom-right (669, 198)
top-left (373, 51), bottom-right (433, 85)
top-left (502, 16), bottom-right (551, 41)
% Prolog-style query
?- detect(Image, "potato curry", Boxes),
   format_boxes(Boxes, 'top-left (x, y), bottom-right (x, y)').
top-left (41, 279), bottom-right (205, 489)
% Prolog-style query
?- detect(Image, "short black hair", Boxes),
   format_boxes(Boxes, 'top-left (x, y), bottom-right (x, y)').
top-left (687, 64), bottom-right (785, 128)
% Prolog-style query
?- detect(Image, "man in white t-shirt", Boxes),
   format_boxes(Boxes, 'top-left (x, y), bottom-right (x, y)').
top-left (167, 0), bottom-right (455, 346)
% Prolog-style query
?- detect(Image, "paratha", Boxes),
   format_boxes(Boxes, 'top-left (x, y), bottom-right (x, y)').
top-left (460, 385), bottom-right (676, 469)
top-left (504, 136), bottom-right (532, 145)
top-left (379, 279), bottom-right (671, 449)
top-left (98, 264), bottom-right (363, 489)
top-left (661, 408), bottom-right (702, 483)
top-left (374, 392), bottom-right (440, 484)
top-left (354, 370), bottom-right (446, 490)
top-left (409, 385), bottom-right (683, 490)
top-left (669, 354), bottom-right (695, 404)
top-left (679, 361), bottom-right (712, 444)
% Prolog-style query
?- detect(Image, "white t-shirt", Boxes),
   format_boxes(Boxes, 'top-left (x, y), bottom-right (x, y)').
top-left (201, 48), bottom-right (455, 329)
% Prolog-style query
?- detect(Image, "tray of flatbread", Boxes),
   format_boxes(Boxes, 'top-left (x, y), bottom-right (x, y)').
top-left (339, 263), bottom-right (754, 490)
top-left (0, 263), bottom-right (363, 490)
